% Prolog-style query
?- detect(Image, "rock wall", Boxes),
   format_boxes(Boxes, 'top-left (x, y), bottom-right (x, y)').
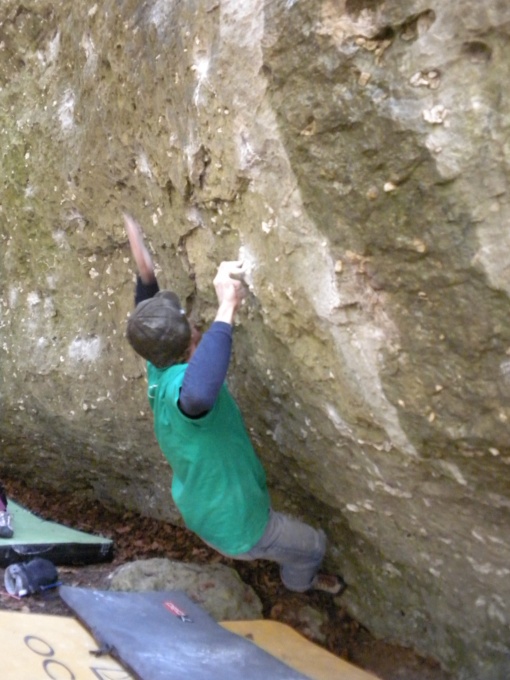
top-left (0, 1), bottom-right (509, 677)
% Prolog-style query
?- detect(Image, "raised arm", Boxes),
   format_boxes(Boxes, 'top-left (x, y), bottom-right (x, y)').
top-left (213, 260), bottom-right (246, 324)
top-left (179, 261), bottom-right (246, 417)
top-left (124, 212), bottom-right (159, 305)
top-left (124, 212), bottom-right (157, 284)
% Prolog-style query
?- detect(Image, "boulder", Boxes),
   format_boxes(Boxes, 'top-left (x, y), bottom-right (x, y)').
top-left (108, 558), bottom-right (263, 621)
top-left (0, 1), bottom-right (509, 677)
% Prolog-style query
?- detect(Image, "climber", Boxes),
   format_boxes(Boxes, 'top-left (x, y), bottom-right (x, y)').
top-left (124, 212), bottom-right (345, 595)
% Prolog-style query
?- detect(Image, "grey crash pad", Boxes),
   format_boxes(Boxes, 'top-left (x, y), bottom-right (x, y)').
top-left (60, 586), bottom-right (312, 680)
top-left (0, 501), bottom-right (113, 567)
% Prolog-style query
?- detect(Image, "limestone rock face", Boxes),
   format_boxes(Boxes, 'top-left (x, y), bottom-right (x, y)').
top-left (0, 1), bottom-right (509, 677)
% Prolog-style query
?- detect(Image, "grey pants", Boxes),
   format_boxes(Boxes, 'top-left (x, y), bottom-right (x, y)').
top-left (220, 510), bottom-right (326, 592)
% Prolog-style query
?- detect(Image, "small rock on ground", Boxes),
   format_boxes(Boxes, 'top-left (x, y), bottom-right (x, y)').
top-left (108, 558), bottom-right (263, 621)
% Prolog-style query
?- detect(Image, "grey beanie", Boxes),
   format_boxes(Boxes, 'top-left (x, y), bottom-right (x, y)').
top-left (127, 291), bottom-right (191, 368)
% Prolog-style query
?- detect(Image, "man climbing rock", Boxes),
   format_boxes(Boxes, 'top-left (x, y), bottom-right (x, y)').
top-left (124, 213), bottom-right (345, 596)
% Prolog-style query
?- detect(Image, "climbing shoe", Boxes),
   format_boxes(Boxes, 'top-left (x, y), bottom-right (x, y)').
top-left (311, 573), bottom-right (347, 596)
top-left (0, 510), bottom-right (13, 539)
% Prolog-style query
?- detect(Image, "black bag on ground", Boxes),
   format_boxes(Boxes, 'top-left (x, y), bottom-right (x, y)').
top-left (4, 557), bottom-right (59, 597)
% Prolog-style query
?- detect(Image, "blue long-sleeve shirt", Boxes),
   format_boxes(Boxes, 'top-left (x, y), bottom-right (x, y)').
top-left (134, 276), bottom-right (231, 417)
top-left (179, 322), bottom-right (232, 416)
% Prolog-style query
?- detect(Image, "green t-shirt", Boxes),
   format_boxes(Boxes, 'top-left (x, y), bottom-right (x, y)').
top-left (146, 362), bottom-right (270, 554)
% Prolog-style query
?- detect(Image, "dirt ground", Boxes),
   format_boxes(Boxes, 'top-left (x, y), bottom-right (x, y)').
top-left (0, 477), bottom-right (453, 680)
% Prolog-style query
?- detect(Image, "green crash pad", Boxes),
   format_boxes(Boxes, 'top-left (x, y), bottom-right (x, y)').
top-left (0, 501), bottom-right (113, 567)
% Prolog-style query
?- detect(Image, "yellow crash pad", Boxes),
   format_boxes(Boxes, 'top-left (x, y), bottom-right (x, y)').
top-left (0, 610), bottom-right (380, 680)
top-left (222, 620), bottom-right (380, 680)
top-left (0, 610), bottom-right (133, 679)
